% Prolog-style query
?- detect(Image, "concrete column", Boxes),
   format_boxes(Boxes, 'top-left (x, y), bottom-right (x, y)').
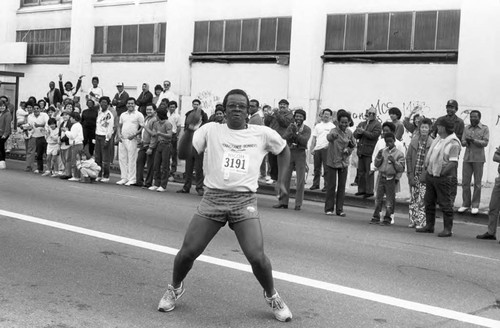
top-left (287, 0), bottom-right (326, 123)
top-left (455, 0), bottom-right (500, 182)
top-left (164, 0), bottom-right (195, 110)
top-left (68, 0), bottom-right (94, 87)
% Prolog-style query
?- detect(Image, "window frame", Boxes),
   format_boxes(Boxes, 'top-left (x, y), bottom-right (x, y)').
top-left (20, 0), bottom-right (71, 7)
top-left (323, 10), bottom-right (460, 63)
top-left (191, 16), bottom-right (292, 64)
top-left (92, 22), bottom-right (166, 62)
top-left (16, 27), bottom-right (71, 64)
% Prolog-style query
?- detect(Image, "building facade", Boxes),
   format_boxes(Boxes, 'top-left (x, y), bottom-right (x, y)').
top-left (1, 0), bottom-right (499, 182)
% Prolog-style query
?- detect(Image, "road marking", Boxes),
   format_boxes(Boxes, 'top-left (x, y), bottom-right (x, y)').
top-left (1, 208), bottom-right (499, 328)
top-left (454, 251), bottom-right (500, 263)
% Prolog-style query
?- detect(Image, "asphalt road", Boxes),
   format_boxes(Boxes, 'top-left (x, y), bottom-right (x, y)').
top-left (1, 159), bottom-right (500, 328)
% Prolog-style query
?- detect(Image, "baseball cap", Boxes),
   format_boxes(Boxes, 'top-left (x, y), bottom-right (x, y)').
top-left (446, 99), bottom-right (458, 108)
top-left (116, 82), bottom-right (124, 87)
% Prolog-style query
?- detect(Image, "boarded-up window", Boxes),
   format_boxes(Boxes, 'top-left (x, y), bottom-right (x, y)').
top-left (366, 13), bottom-right (389, 51)
top-left (16, 28), bottom-right (71, 56)
top-left (344, 14), bottom-right (365, 51)
top-left (224, 20), bottom-right (242, 52)
top-left (208, 20), bottom-right (224, 52)
top-left (138, 24), bottom-right (154, 53)
top-left (388, 12), bottom-right (412, 51)
top-left (325, 14), bottom-right (345, 51)
top-left (436, 10), bottom-right (460, 50)
top-left (241, 19), bottom-right (259, 51)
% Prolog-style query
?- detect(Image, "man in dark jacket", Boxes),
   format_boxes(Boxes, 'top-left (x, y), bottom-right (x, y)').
top-left (136, 83), bottom-right (153, 116)
top-left (46, 81), bottom-right (63, 106)
top-left (353, 107), bottom-right (382, 198)
top-left (112, 82), bottom-right (130, 118)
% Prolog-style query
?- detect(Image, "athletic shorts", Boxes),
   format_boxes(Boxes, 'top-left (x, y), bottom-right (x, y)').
top-left (46, 143), bottom-right (60, 156)
top-left (196, 188), bottom-right (260, 226)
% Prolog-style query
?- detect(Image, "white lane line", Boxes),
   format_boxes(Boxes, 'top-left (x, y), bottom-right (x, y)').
top-left (454, 251), bottom-right (500, 263)
top-left (1, 209), bottom-right (499, 328)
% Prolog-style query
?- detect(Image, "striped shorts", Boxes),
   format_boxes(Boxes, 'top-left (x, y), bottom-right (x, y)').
top-left (196, 188), bottom-right (260, 227)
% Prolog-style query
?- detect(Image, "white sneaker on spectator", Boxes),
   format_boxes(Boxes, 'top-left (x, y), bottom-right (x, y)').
top-left (41, 171), bottom-right (51, 177)
top-left (33, 170), bottom-right (40, 174)
top-left (100, 178), bottom-right (110, 183)
top-left (116, 179), bottom-right (128, 185)
top-left (471, 208), bottom-right (479, 215)
top-left (157, 187), bottom-right (166, 192)
top-left (68, 177), bottom-right (80, 182)
top-left (266, 179), bottom-right (275, 185)
top-left (125, 181), bottom-right (136, 186)
top-left (149, 186), bottom-right (158, 191)
top-left (390, 214), bottom-right (395, 225)
top-left (0, 161), bottom-right (6, 169)
top-left (458, 206), bottom-right (468, 213)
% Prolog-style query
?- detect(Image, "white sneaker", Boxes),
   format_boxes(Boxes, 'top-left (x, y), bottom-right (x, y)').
top-left (116, 179), bottom-right (128, 185)
top-left (149, 186), bottom-right (158, 191)
top-left (390, 214), bottom-right (395, 225)
top-left (458, 206), bottom-right (469, 213)
top-left (41, 171), bottom-right (51, 177)
top-left (266, 179), bottom-right (275, 185)
top-left (471, 208), bottom-right (479, 215)
top-left (157, 187), bottom-right (166, 192)
top-left (33, 170), bottom-right (40, 174)
top-left (100, 178), bottom-right (110, 183)
top-left (68, 177), bottom-right (80, 182)
top-left (158, 283), bottom-right (185, 312)
top-left (0, 161), bottom-right (6, 169)
top-left (125, 181), bottom-right (136, 186)
top-left (95, 177), bottom-right (102, 182)
top-left (264, 290), bottom-right (292, 322)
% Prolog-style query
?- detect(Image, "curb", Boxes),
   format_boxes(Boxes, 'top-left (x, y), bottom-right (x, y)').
top-left (6, 152), bottom-right (489, 225)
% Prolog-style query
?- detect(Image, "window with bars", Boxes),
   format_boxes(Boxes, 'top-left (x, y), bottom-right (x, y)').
top-left (21, 0), bottom-right (71, 6)
top-left (324, 10), bottom-right (460, 62)
top-left (16, 28), bottom-right (71, 57)
top-left (192, 16), bottom-right (292, 61)
top-left (93, 23), bottom-right (166, 57)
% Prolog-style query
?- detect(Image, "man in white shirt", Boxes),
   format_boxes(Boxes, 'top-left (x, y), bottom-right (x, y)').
top-left (157, 80), bottom-right (178, 110)
top-left (86, 76), bottom-right (104, 104)
top-left (28, 104), bottom-right (50, 173)
top-left (63, 112), bottom-right (84, 181)
top-left (310, 109), bottom-right (335, 191)
top-left (167, 100), bottom-right (181, 180)
top-left (117, 97), bottom-right (145, 186)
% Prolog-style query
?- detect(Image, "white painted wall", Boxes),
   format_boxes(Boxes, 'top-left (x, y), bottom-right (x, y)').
top-left (10, 64), bottom-right (68, 102)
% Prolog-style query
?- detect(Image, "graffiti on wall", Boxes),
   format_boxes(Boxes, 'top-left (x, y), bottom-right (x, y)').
top-left (350, 99), bottom-right (432, 125)
top-left (196, 90), bottom-right (221, 115)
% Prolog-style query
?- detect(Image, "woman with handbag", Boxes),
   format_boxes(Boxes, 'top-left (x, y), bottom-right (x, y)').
top-left (406, 118), bottom-right (433, 228)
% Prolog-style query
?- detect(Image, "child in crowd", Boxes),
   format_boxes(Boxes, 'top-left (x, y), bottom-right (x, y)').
top-left (76, 149), bottom-right (101, 183)
top-left (370, 132), bottom-right (405, 225)
top-left (42, 118), bottom-right (60, 177)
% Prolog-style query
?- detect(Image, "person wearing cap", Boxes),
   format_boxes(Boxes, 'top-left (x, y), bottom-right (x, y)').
top-left (58, 73), bottom-right (83, 101)
top-left (353, 107), bottom-right (382, 198)
top-left (264, 99), bottom-right (294, 183)
top-left (457, 110), bottom-right (489, 215)
top-left (432, 99), bottom-right (464, 141)
top-left (273, 108), bottom-right (311, 210)
top-left (86, 76), bottom-right (103, 104)
top-left (417, 116), bottom-right (461, 237)
top-left (112, 82), bottom-right (130, 118)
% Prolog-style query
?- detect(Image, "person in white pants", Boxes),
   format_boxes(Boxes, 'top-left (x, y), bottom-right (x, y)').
top-left (116, 97), bottom-right (144, 186)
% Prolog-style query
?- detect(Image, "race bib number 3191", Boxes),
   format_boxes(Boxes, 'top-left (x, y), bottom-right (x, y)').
top-left (222, 151), bottom-right (249, 175)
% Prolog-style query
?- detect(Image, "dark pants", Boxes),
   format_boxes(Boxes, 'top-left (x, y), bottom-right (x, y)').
top-left (324, 166), bottom-right (348, 214)
top-left (71, 143), bottom-right (84, 178)
top-left (268, 153), bottom-right (278, 181)
top-left (462, 161), bottom-right (484, 208)
top-left (137, 146), bottom-right (156, 187)
top-left (356, 155), bottom-right (374, 194)
top-left (424, 174), bottom-right (456, 232)
top-left (373, 176), bottom-right (396, 222)
top-left (83, 127), bottom-right (96, 156)
top-left (312, 147), bottom-right (328, 188)
top-left (279, 149), bottom-right (307, 207)
top-left (95, 135), bottom-right (111, 178)
top-left (0, 136), bottom-right (7, 161)
top-left (183, 151), bottom-right (204, 192)
top-left (154, 142), bottom-right (171, 188)
top-left (170, 133), bottom-right (178, 174)
top-left (487, 177), bottom-right (500, 236)
top-left (35, 137), bottom-right (47, 171)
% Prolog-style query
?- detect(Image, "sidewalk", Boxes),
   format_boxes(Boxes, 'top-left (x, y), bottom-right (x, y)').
top-left (6, 148), bottom-right (490, 225)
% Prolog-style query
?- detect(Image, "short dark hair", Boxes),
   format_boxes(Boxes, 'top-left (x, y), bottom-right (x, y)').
top-left (154, 84), bottom-right (163, 92)
top-left (222, 89), bottom-right (250, 109)
top-left (70, 111), bottom-right (81, 122)
top-left (294, 109), bottom-right (307, 120)
top-left (469, 110), bottom-right (481, 119)
top-left (48, 117), bottom-right (57, 125)
top-left (215, 107), bottom-right (225, 114)
top-left (146, 103), bottom-right (157, 111)
top-left (383, 132), bottom-right (395, 141)
top-left (388, 107), bottom-right (402, 120)
top-left (336, 109), bottom-right (351, 122)
top-left (99, 96), bottom-right (111, 104)
top-left (0, 100), bottom-right (6, 107)
top-left (420, 117), bottom-right (433, 129)
top-left (192, 99), bottom-right (201, 105)
top-left (156, 107), bottom-right (168, 120)
top-left (92, 76), bottom-right (99, 82)
top-left (126, 97), bottom-right (136, 103)
top-left (322, 108), bottom-right (333, 116)
top-left (250, 99), bottom-right (260, 107)
top-left (168, 100), bottom-right (178, 108)
top-left (382, 121), bottom-right (396, 133)
top-left (262, 104), bottom-right (271, 110)
top-left (435, 116), bottom-right (455, 134)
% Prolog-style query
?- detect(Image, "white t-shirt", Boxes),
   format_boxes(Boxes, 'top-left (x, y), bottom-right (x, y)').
top-left (312, 121), bottom-right (335, 150)
top-left (88, 87), bottom-right (104, 103)
top-left (168, 112), bottom-right (181, 134)
top-left (27, 112), bottom-right (50, 138)
top-left (119, 110), bottom-right (145, 139)
top-left (193, 122), bottom-right (286, 192)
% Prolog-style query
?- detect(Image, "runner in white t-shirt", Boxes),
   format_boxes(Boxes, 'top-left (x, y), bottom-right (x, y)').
top-left (158, 89), bottom-right (293, 322)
